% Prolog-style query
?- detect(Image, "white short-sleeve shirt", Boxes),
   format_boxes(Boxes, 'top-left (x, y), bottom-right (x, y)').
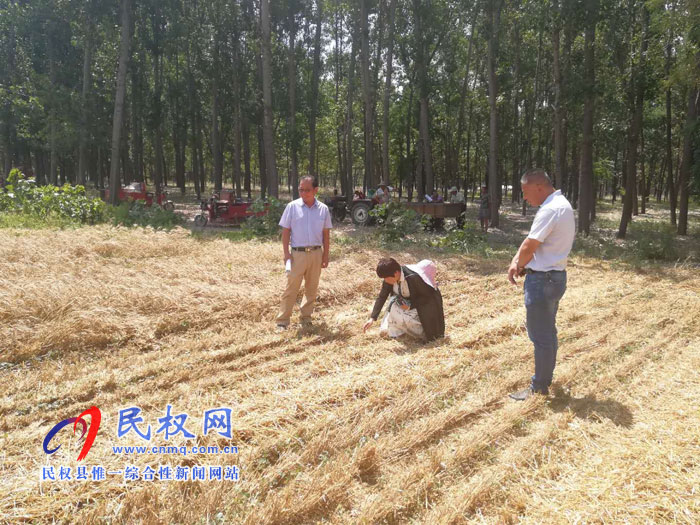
top-left (278, 198), bottom-right (332, 248)
top-left (526, 190), bottom-right (575, 271)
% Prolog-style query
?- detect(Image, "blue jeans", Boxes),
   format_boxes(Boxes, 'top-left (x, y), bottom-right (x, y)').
top-left (524, 271), bottom-right (567, 393)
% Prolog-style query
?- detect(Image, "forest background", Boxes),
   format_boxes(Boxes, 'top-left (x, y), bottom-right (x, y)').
top-left (0, 0), bottom-right (698, 237)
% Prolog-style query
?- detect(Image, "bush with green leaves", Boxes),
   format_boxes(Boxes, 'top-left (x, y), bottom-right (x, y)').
top-left (369, 202), bottom-right (428, 244)
top-left (0, 169), bottom-right (106, 225)
top-left (241, 197), bottom-right (286, 237)
top-left (107, 200), bottom-right (184, 230)
top-left (434, 222), bottom-right (488, 253)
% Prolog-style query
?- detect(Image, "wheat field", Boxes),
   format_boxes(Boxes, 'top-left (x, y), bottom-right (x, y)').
top-left (1, 223), bottom-right (699, 524)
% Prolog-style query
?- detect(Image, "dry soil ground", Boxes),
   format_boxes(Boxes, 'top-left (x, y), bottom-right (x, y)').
top-left (0, 205), bottom-right (699, 524)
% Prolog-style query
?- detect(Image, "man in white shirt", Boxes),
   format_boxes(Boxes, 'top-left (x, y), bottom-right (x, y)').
top-left (507, 169), bottom-right (575, 400)
top-left (276, 176), bottom-right (332, 330)
top-left (448, 186), bottom-right (465, 203)
top-left (373, 183), bottom-right (392, 204)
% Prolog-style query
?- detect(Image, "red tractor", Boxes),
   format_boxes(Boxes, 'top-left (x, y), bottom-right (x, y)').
top-left (104, 181), bottom-right (174, 210)
top-left (194, 190), bottom-right (268, 227)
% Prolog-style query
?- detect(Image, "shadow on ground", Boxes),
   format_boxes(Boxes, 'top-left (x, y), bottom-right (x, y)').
top-left (381, 334), bottom-right (454, 355)
top-left (549, 386), bottom-right (634, 428)
top-left (293, 320), bottom-right (353, 343)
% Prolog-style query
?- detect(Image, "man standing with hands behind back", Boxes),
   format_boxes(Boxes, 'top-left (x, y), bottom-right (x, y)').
top-left (276, 175), bottom-right (332, 331)
top-left (508, 169), bottom-right (575, 400)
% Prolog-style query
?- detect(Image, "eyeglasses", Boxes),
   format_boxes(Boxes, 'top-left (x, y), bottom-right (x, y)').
top-left (298, 188), bottom-right (315, 193)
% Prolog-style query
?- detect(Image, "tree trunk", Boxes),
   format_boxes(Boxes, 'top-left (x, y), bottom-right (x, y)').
top-left (153, 57), bottom-right (164, 195)
top-left (231, 27), bottom-right (244, 198)
top-left (197, 111), bottom-right (205, 194)
top-left (346, 32), bottom-right (357, 193)
top-left (419, 96), bottom-right (434, 198)
top-left (465, 57), bottom-right (484, 194)
top-left (172, 50), bottom-right (186, 195)
top-left (639, 131), bottom-right (646, 214)
top-left (108, 0), bottom-right (132, 204)
top-left (48, 32), bottom-right (58, 186)
top-left (360, 0), bottom-right (374, 187)
top-left (120, 113), bottom-right (130, 183)
top-left (132, 48), bottom-right (144, 183)
top-left (187, 51), bottom-right (200, 199)
top-left (151, 9), bottom-right (165, 196)
top-left (568, 130), bottom-right (578, 206)
top-left (334, 1), bottom-right (345, 193)
top-left (612, 138), bottom-right (620, 203)
top-left (233, 94), bottom-right (243, 199)
top-left (287, 5), bottom-right (299, 198)
top-left (618, 6), bottom-right (648, 239)
top-left (666, 29), bottom-right (677, 224)
top-left (243, 118), bottom-right (251, 199)
top-left (561, 25), bottom-right (573, 196)
top-left (511, 20), bottom-right (521, 202)
top-left (526, 19), bottom-right (544, 170)
top-left (405, 83), bottom-right (414, 200)
top-left (211, 37), bottom-right (223, 192)
top-left (2, 18), bottom-right (16, 176)
top-left (457, 8), bottom-right (478, 192)
top-left (77, 30), bottom-right (92, 187)
top-left (381, 0), bottom-right (397, 185)
top-left (487, 0), bottom-right (503, 227)
top-left (415, 120), bottom-right (424, 200)
top-left (655, 155), bottom-right (666, 202)
top-left (370, 4), bottom-right (385, 187)
top-left (258, 124), bottom-right (267, 198)
top-left (578, 0), bottom-right (596, 235)
top-left (309, 0), bottom-right (322, 177)
top-left (552, 0), bottom-right (565, 190)
top-left (210, 94), bottom-right (221, 193)
top-left (412, 2), bottom-right (435, 199)
top-left (639, 137), bottom-right (656, 215)
top-left (173, 124), bottom-right (184, 195)
top-left (260, 0), bottom-right (278, 197)
top-left (677, 80), bottom-right (699, 235)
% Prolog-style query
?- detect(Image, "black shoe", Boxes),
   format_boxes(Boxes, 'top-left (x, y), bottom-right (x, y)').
top-left (509, 386), bottom-right (548, 401)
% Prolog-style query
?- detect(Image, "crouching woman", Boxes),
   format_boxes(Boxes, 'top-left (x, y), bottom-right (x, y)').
top-left (363, 258), bottom-right (445, 341)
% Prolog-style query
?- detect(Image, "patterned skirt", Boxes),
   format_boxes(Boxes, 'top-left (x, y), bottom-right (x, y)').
top-left (379, 296), bottom-right (425, 339)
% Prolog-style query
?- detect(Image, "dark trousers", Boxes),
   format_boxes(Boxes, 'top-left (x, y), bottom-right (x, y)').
top-left (524, 271), bottom-right (567, 392)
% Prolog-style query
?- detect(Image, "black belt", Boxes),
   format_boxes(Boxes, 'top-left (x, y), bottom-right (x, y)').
top-left (525, 268), bottom-right (565, 274)
top-left (291, 246), bottom-right (321, 252)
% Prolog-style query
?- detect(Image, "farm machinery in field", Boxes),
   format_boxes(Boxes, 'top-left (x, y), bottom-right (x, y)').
top-left (324, 187), bottom-right (387, 226)
top-left (326, 189), bottom-right (466, 228)
top-left (104, 181), bottom-right (174, 210)
top-left (325, 194), bottom-right (374, 226)
top-left (194, 189), bottom-right (268, 227)
top-left (404, 201), bottom-right (466, 229)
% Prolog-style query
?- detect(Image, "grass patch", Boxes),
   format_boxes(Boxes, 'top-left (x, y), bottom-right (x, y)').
top-left (107, 200), bottom-right (184, 230)
top-left (0, 213), bottom-right (80, 229)
top-left (573, 219), bottom-right (695, 264)
top-left (629, 221), bottom-right (679, 260)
